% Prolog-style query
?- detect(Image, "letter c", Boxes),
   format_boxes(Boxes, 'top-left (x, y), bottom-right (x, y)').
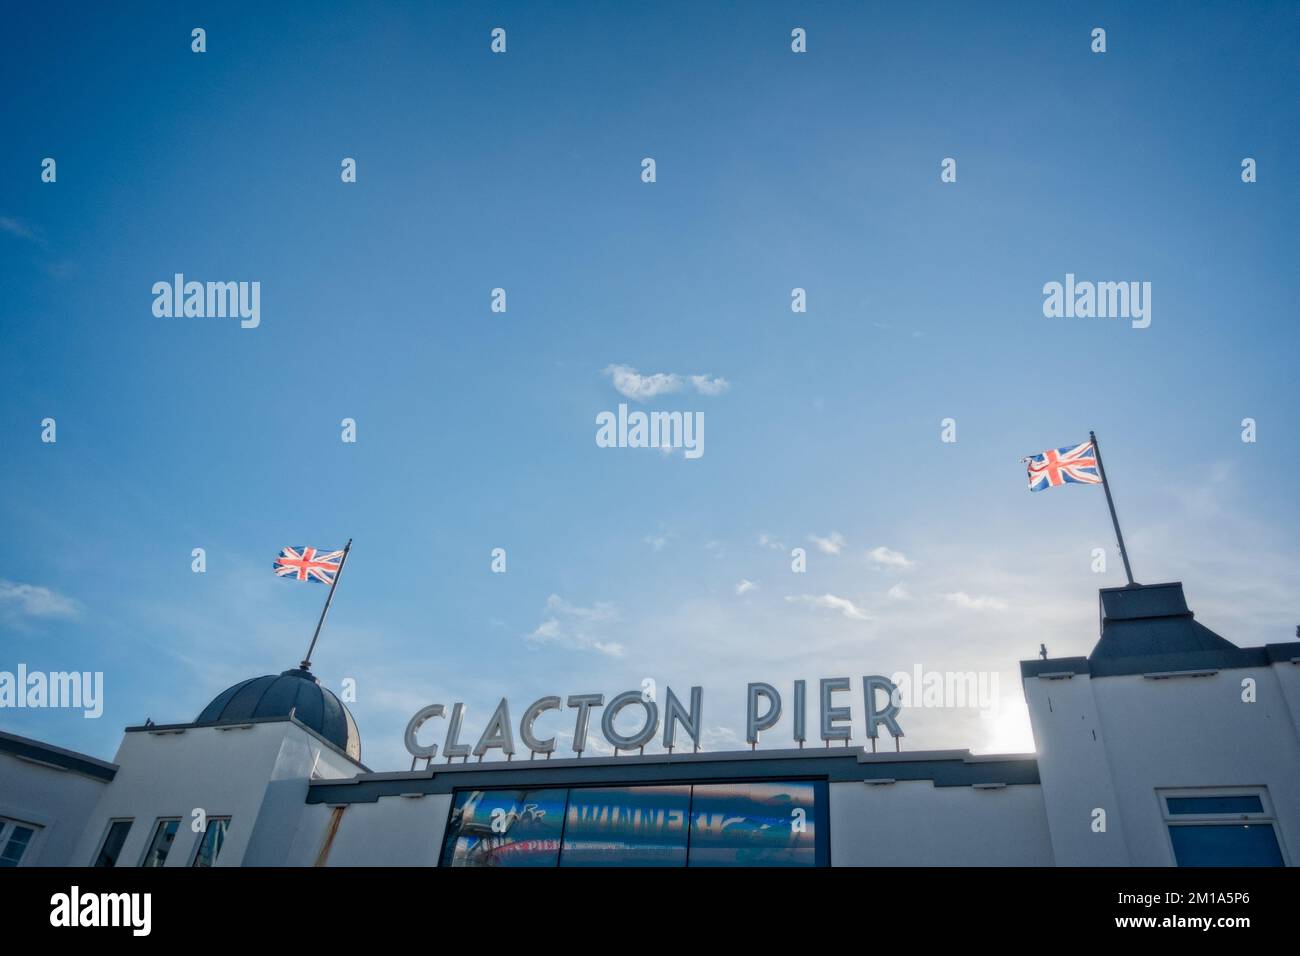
top-left (404, 704), bottom-right (446, 758)
top-left (520, 696), bottom-right (561, 753)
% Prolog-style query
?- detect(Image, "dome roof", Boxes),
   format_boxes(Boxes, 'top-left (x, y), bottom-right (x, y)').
top-left (196, 666), bottom-right (360, 761)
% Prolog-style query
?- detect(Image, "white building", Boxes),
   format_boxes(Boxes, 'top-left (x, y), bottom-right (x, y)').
top-left (2, 582), bottom-right (1297, 867)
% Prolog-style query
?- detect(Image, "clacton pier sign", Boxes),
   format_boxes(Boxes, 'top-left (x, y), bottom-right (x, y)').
top-left (403, 675), bottom-right (905, 765)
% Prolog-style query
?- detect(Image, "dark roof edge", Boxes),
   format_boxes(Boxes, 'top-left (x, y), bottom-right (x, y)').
top-left (1020, 657), bottom-right (1090, 679)
top-left (1021, 642), bottom-right (1300, 680)
top-left (124, 714), bottom-right (369, 773)
top-left (0, 729), bottom-right (118, 782)
top-left (1098, 580), bottom-right (1185, 593)
top-left (306, 746), bottom-right (1040, 804)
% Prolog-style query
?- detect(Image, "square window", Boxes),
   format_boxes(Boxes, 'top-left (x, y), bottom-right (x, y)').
top-left (1168, 823), bottom-right (1284, 867)
top-left (1160, 788), bottom-right (1284, 867)
top-left (0, 821), bottom-right (38, 867)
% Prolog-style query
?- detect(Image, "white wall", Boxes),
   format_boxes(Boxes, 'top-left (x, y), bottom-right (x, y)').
top-left (828, 780), bottom-right (1054, 866)
top-left (0, 751), bottom-right (110, 865)
top-left (1022, 672), bottom-right (1132, 865)
top-left (288, 780), bottom-right (1050, 867)
top-left (1091, 666), bottom-right (1300, 866)
top-left (71, 721), bottom-right (363, 867)
top-left (1026, 662), bottom-right (1300, 866)
top-left (304, 794), bottom-right (454, 867)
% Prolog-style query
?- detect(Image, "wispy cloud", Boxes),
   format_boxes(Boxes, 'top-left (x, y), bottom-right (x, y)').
top-left (869, 545), bottom-right (914, 568)
top-left (644, 531), bottom-right (673, 552)
top-left (735, 579), bottom-right (757, 596)
top-left (784, 593), bottom-right (868, 620)
top-left (758, 532), bottom-right (785, 551)
top-left (0, 216), bottom-right (46, 246)
top-left (0, 579), bottom-right (80, 620)
top-left (945, 591), bottom-right (1008, 611)
top-left (605, 365), bottom-right (681, 401)
top-left (809, 531), bottom-right (846, 555)
top-left (525, 594), bottom-right (625, 656)
top-left (604, 364), bottom-right (730, 402)
top-left (689, 374), bottom-right (730, 396)
top-left (887, 582), bottom-right (911, 601)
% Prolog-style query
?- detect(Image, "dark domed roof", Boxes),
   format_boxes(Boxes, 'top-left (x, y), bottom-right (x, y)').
top-left (196, 666), bottom-right (360, 761)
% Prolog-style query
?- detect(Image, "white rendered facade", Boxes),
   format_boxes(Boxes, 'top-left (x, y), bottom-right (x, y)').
top-left (2, 582), bottom-right (1296, 868)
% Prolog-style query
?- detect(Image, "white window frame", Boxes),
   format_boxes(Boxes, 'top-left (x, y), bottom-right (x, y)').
top-left (90, 817), bottom-right (135, 867)
top-left (0, 817), bottom-right (43, 868)
top-left (138, 817), bottom-right (182, 868)
top-left (1157, 786), bottom-right (1287, 866)
top-left (189, 816), bottom-right (232, 867)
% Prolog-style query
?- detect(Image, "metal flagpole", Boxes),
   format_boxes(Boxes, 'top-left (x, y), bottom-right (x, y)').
top-left (301, 538), bottom-right (352, 670)
top-left (1089, 432), bottom-right (1135, 586)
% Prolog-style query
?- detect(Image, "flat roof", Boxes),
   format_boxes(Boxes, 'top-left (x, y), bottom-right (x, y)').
top-left (0, 729), bottom-right (118, 782)
top-left (123, 714), bottom-right (371, 773)
top-left (1021, 641), bottom-right (1299, 680)
top-left (307, 746), bottom-right (1040, 804)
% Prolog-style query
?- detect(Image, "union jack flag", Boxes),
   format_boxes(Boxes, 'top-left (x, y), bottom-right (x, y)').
top-left (1022, 440), bottom-right (1102, 492)
top-left (274, 546), bottom-right (344, 584)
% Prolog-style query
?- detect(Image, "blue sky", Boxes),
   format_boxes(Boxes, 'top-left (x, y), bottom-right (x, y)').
top-left (3, 1), bottom-right (1298, 770)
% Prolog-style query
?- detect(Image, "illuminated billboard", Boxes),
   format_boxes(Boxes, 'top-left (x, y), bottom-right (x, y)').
top-left (438, 788), bottom-right (567, 867)
top-left (440, 780), bottom-right (825, 867)
top-left (688, 782), bottom-right (819, 866)
top-left (562, 786), bottom-right (691, 866)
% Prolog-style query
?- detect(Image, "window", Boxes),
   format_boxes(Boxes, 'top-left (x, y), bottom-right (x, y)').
top-left (139, 819), bottom-right (180, 868)
top-left (561, 786), bottom-right (690, 867)
top-left (440, 780), bottom-right (827, 867)
top-left (92, 819), bottom-right (133, 867)
top-left (440, 788), bottom-right (567, 867)
top-left (1160, 789), bottom-right (1284, 867)
top-left (688, 781), bottom-right (820, 867)
top-left (1167, 795), bottom-right (1263, 816)
top-left (0, 819), bottom-right (40, 867)
top-left (191, 818), bottom-right (231, 867)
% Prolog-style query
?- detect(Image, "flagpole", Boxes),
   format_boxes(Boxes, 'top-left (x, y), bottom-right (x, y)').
top-left (1089, 432), bottom-right (1135, 586)
top-left (301, 538), bottom-right (351, 670)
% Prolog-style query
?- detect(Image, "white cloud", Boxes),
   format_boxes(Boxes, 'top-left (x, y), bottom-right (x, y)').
top-left (758, 533), bottom-right (785, 550)
top-left (690, 374), bottom-right (730, 396)
top-left (784, 593), bottom-right (868, 620)
top-left (0, 216), bottom-right (44, 245)
top-left (945, 591), bottom-right (1008, 611)
top-left (525, 594), bottom-right (624, 655)
top-left (0, 580), bottom-right (80, 619)
top-left (735, 579), bottom-right (757, 596)
top-left (605, 365), bottom-right (683, 401)
top-left (887, 582), bottom-right (911, 601)
top-left (868, 546), bottom-right (914, 568)
top-left (644, 532), bottom-right (672, 552)
top-left (699, 725), bottom-right (743, 750)
top-left (542, 593), bottom-right (616, 623)
top-left (604, 364), bottom-right (730, 402)
top-left (809, 531), bottom-right (846, 555)
top-left (553, 729), bottom-right (615, 757)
